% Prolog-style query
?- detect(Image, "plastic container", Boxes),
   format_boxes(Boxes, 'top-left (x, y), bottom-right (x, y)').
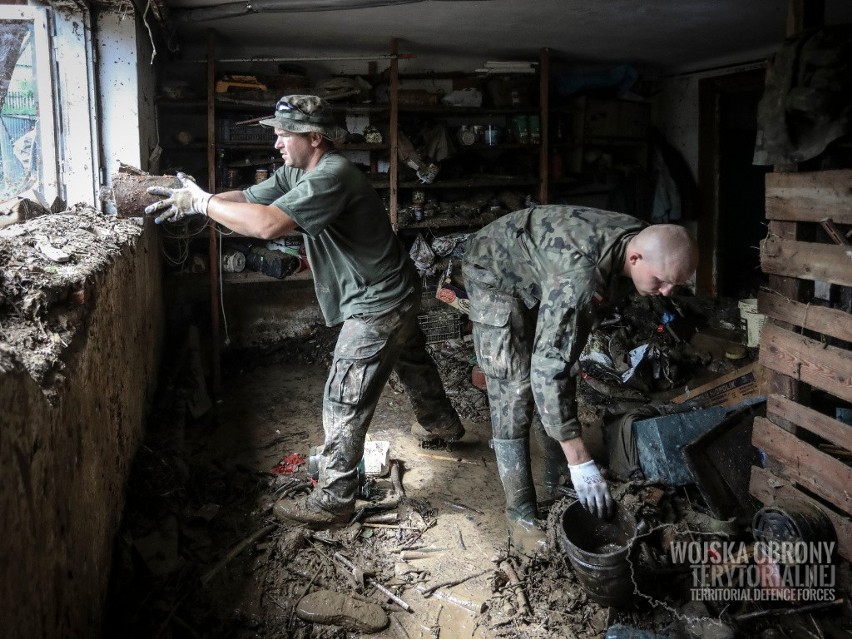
top-left (484, 125), bottom-right (503, 146)
top-left (738, 298), bottom-right (766, 348)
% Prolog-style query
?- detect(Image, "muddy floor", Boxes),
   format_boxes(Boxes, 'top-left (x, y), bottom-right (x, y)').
top-left (103, 324), bottom-right (852, 639)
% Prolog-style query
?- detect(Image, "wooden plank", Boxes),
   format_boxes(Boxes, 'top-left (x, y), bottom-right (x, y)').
top-left (765, 170), bottom-right (852, 223)
top-left (758, 290), bottom-right (852, 344)
top-left (768, 394), bottom-right (852, 451)
top-left (753, 417), bottom-right (852, 515)
top-left (765, 218), bottom-right (807, 409)
top-left (538, 47), bottom-right (549, 205)
top-left (207, 30), bottom-right (221, 396)
top-left (759, 322), bottom-right (852, 403)
top-left (750, 466), bottom-right (852, 562)
top-left (388, 38), bottom-right (399, 230)
top-left (760, 236), bottom-right (852, 287)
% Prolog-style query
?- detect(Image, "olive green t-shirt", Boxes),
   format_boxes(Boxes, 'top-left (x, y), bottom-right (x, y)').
top-left (244, 152), bottom-right (415, 326)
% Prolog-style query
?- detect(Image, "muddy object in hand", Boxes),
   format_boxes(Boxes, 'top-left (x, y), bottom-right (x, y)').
top-left (111, 171), bottom-right (182, 217)
top-left (295, 589), bottom-right (389, 633)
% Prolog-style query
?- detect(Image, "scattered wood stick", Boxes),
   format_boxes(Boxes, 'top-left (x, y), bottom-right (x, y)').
top-left (417, 569), bottom-right (490, 597)
top-left (415, 451), bottom-right (481, 465)
top-left (283, 566), bottom-right (373, 603)
top-left (200, 523), bottom-right (276, 586)
top-left (397, 545), bottom-right (446, 555)
top-left (390, 460), bottom-right (406, 498)
top-left (400, 550), bottom-right (443, 561)
top-left (501, 559), bottom-right (530, 616)
top-left (734, 598), bottom-right (843, 622)
top-left (362, 523), bottom-right (419, 529)
top-left (399, 518), bottom-right (437, 550)
top-left (363, 511), bottom-right (399, 524)
top-left (390, 613), bottom-right (412, 639)
top-left (441, 498), bottom-right (483, 514)
top-left (425, 588), bottom-right (487, 614)
top-left (333, 552), bottom-right (413, 612)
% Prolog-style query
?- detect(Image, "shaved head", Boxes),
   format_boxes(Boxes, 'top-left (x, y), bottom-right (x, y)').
top-left (625, 225), bottom-right (699, 296)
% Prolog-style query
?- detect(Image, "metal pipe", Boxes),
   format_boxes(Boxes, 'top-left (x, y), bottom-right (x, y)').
top-left (188, 53), bottom-right (414, 63)
top-left (174, 0), bottom-right (493, 24)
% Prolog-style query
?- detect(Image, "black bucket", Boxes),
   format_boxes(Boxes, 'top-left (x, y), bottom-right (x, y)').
top-left (558, 500), bottom-right (638, 608)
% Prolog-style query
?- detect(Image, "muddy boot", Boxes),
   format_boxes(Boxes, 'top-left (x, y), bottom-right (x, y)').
top-left (492, 437), bottom-right (547, 556)
top-left (273, 494), bottom-right (353, 529)
top-left (411, 420), bottom-right (473, 445)
top-left (410, 420), bottom-right (464, 442)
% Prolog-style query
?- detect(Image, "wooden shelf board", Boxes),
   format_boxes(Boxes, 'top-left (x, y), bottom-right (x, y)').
top-left (337, 143), bottom-right (390, 151)
top-left (156, 98), bottom-right (207, 110)
top-left (399, 177), bottom-right (539, 189)
top-left (398, 105), bottom-right (539, 115)
top-left (399, 213), bottom-right (505, 230)
top-left (167, 269), bottom-right (313, 286)
top-left (457, 143), bottom-right (541, 151)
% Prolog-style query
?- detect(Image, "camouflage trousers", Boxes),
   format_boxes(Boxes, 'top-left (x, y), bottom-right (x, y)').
top-left (311, 288), bottom-right (461, 512)
top-left (464, 276), bottom-right (581, 443)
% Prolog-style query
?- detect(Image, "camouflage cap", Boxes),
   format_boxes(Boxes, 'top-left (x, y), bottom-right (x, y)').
top-left (258, 94), bottom-right (348, 142)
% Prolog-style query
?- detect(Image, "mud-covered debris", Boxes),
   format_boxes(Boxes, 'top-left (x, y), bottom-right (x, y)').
top-left (295, 588), bottom-right (389, 632)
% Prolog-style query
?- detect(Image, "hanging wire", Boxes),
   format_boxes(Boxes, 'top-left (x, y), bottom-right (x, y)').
top-left (142, 0), bottom-right (157, 65)
top-left (217, 226), bottom-right (231, 346)
top-left (159, 235), bottom-right (190, 267)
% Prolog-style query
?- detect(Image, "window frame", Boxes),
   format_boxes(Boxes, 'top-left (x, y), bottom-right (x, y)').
top-left (0, 4), bottom-right (58, 203)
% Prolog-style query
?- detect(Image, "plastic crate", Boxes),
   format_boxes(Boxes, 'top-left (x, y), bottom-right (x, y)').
top-left (418, 310), bottom-right (461, 344)
top-left (420, 288), bottom-right (442, 313)
top-left (219, 119), bottom-right (272, 144)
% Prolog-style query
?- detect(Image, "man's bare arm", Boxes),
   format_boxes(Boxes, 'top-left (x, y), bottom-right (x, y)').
top-left (207, 191), bottom-right (298, 239)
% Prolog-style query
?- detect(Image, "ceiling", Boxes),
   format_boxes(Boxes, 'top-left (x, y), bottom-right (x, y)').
top-left (161, 0), bottom-right (852, 74)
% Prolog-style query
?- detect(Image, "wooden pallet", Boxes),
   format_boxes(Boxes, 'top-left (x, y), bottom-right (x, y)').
top-left (750, 169), bottom-right (852, 561)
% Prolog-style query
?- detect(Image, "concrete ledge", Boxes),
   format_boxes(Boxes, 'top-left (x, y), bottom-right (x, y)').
top-left (0, 217), bottom-right (162, 638)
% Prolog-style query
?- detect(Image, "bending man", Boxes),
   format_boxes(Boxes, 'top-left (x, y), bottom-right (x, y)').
top-left (461, 205), bottom-right (698, 554)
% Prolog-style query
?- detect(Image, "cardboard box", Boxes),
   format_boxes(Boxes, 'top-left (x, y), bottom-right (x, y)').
top-left (436, 282), bottom-right (471, 314)
top-left (671, 363), bottom-right (766, 408)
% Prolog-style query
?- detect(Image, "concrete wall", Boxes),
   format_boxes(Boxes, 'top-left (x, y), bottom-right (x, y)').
top-left (0, 221), bottom-right (162, 639)
top-left (96, 7), bottom-right (159, 214)
top-left (651, 60), bottom-right (767, 183)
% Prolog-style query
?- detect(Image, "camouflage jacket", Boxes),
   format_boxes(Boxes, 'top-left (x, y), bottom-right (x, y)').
top-left (462, 205), bottom-right (645, 436)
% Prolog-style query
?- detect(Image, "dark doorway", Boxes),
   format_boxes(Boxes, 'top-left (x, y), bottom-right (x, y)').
top-left (697, 69), bottom-right (769, 298)
top-left (717, 87), bottom-right (772, 298)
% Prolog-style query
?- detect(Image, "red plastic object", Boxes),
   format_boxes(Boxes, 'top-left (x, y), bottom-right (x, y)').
top-left (471, 365), bottom-right (487, 390)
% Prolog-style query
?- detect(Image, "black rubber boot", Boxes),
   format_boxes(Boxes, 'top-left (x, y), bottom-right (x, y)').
top-left (491, 437), bottom-right (547, 556)
top-left (533, 424), bottom-right (568, 502)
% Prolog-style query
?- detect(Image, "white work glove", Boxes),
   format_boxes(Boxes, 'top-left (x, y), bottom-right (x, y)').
top-left (145, 172), bottom-right (212, 224)
top-left (569, 460), bottom-right (614, 519)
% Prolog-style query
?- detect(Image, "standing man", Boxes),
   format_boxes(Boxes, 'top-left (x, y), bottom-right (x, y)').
top-left (145, 94), bottom-right (465, 527)
top-left (462, 205), bottom-right (698, 554)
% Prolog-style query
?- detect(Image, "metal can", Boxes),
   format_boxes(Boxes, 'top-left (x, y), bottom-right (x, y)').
top-left (226, 168), bottom-right (240, 188)
top-left (254, 168), bottom-right (269, 183)
top-left (221, 249), bottom-right (246, 273)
